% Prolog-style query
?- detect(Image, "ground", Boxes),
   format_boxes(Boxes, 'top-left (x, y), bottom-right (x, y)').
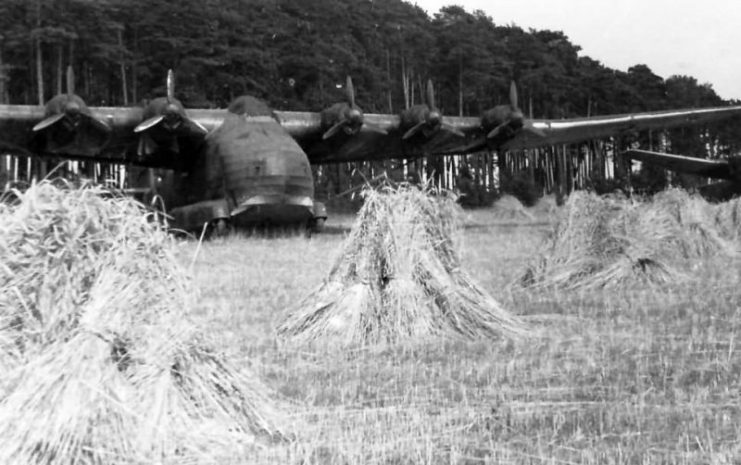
top-left (180, 207), bottom-right (741, 464)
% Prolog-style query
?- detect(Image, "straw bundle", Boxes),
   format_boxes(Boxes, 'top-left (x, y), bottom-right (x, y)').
top-left (491, 194), bottom-right (535, 221)
top-left (0, 182), bottom-right (287, 464)
top-left (278, 185), bottom-right (527, 346)
top-left (713, 196), bottom-right (741, 241)
top-left (650, 188), bottom-right (737, 259)
top-left (522, 188), bottom-right (741, 290)
top-left (521, 191), bottom-right (685, 290)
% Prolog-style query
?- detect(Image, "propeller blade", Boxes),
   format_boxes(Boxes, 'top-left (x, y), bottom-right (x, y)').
top-left (487, 121), bottom-right (509, 139)
top-left (66, 66), bottom-right (75, 96)
top-left (84, 114), bottom-right (112, 133)
top-left (184, 117), bottom-right (208, 135)
top-left (509, 81), bottom-right (519, 109)
top-left (346, 76), bottom-right (356, 108)
top-left (137, 134), bottom-right (158, 157)
top-left (322, 121), bottom-right (345, 140)
top-left (442, 123), bottom-right (465, 138)
top-left (32, 113), bottom-right (66, 132)
top-left (134, 115), bottom-right (165, 133)
top-left (426, 79), bottom-right (435, 108)
top-left (402, 121), bottom-right (427, 140)
top-left (166, 69), bottom-right (175, 101)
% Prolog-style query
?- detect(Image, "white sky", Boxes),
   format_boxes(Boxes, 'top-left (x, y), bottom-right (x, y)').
top-left (413, 0), bottom-right (741, 101)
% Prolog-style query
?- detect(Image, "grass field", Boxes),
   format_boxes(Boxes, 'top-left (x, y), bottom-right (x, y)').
top-left (183, 207), bottom-right (741, 464)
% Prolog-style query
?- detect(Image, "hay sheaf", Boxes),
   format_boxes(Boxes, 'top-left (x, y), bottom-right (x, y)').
top-left (278, 186), bottom-right (528, 346)
top-left (521, 189), bottom-right (738, 290)
top-left (491, 195), bottom-right (536, 222)
top-left (0, 182), bottom-right (288, 464)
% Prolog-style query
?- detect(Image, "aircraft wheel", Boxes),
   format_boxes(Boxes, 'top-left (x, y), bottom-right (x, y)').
top-left (311, 218), bottom-right (326, 234)
top-left (212, 218), bottom-right (230, 237)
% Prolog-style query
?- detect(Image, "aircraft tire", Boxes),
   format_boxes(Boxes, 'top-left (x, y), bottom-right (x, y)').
top-left (311, 217), bottom-right (326, 234)
top-left (212, 218), bottom-right (230, 237)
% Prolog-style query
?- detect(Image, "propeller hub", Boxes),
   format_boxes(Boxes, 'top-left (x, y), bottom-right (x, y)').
top-left (427, 110), bottom-right (442, 128)
top-left (346, 107), bottom-right (363, 133)
top-left (163, 103), bottom-right (181, 129)
top-left (62, 100), bottom-right (82, 128)
top-left (510, 109), bottom-right (525, 130)
top-left (64, 100), bottom-right (81, 116)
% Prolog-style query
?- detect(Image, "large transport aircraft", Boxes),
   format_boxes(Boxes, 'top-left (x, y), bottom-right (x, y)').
top-left (624, 149), bottom-right (741, 201)
top-left (1, 68), bottom-right (741, 231)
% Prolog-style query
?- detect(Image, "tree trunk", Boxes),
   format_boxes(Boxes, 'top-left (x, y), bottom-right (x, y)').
top-left (401, 56), bottom-right (410, 110)
top-left (35, 38), bottom-right (44, 105)
top-left (34, 0), bottom-right (44, 105)
top-left (118, 29), bottom-right (128, 105)
top-left (56, 44), bottom-right (63, 95)
top-left (0, 40), bottom-right (6, 104)
top-left (458, 55), bottom-right (463, 116)
top-left (385, 49), bottom-right (392, 112)
top-left (131, 26), bottom-right (138, 103)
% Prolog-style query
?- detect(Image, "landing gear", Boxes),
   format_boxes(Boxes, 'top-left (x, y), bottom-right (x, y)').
top-left (209, 218), bottom-right (231, 237)
top-left (310, 217), bottom-right (326, 234)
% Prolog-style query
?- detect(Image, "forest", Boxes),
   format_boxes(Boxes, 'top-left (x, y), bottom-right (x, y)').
top-left (1, 0), bottom-right (739, 202)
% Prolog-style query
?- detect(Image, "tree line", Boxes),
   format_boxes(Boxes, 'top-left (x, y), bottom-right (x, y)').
top-left (1, 0), bottom-right (739, 200)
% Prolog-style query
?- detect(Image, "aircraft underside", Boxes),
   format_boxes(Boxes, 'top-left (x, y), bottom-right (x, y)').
top-left (137, 105), bottom-right (325, 232)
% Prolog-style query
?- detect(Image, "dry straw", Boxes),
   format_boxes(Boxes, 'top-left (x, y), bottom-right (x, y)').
top-left (491, 194), bottom-right (536, 222)
top-left (0, 181), bottom-right (288, 464)
top-left (521, 189), bottom-right (740, 290)
top-left (278, 184), bottom-right (528, 346)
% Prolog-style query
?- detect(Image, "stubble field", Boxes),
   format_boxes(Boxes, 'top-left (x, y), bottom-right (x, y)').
top-left (183, 208), bottom-right (741, 464)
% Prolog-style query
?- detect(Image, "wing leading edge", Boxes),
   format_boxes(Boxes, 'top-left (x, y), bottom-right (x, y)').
top-left (504, 106), bottom-right (741, 150)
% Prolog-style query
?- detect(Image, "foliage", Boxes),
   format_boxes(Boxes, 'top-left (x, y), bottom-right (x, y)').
top-left (499, 169), bottom-right (542, 207)
top-left (0, 0), bottom-right (739, 192)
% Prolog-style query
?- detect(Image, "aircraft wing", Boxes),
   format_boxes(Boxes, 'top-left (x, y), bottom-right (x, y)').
top-left (502, 106), bottom-right (741, 151)
top-left (0, 104), bottom-right (139, 161)
top-left (279, 111), bottom-right (483, 162)
top-left (3, 101), bottom-right (741, 168)
top-left (0, 104), bottom-right (229, 168)
top-left (281, 105), bottom-right (741, 162)
top-left (623, 149), bottom-right (733, 180)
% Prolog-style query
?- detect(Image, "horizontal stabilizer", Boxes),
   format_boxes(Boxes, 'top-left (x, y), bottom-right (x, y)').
top-left (623, 149), bottom-right (732, 179)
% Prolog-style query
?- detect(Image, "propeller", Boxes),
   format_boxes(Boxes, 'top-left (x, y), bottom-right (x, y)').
top-left (67, 66), bottom-right (75, 96)
top-left (486, 81), bottom-right (544, 140)
top-left (402, 79), bottom-right (464, 140)
top-left (32, 65), bottom-right (111, 135)
top-left (134, 69), bottom-right (207, 135)
top-left (322, 76), bottom-right (385, 140)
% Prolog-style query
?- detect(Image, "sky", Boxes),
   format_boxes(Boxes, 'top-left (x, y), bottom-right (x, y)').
top-left (412, 0), bottom-right (741, 101)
